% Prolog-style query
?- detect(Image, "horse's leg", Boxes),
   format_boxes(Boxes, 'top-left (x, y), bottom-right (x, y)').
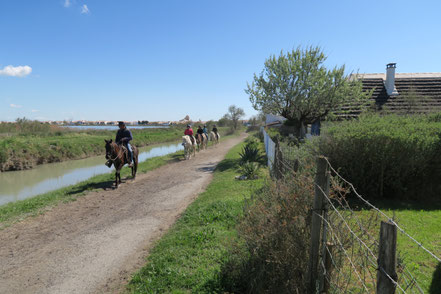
top-left (117, 169), bottom-right (122, 184)
top-left (133, 156), bottom-right (138, 178)
top-left (115, 171), bottom-right (118, 188)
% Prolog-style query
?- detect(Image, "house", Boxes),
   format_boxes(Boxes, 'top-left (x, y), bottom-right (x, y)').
top-left (337, 63), bottom-right (441, 118)
top-left (265, 114), bottom-right (287, 127)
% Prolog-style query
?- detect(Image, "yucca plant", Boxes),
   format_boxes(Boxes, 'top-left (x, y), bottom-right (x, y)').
top-left (239, 161), bottom-right (260, 179)
top-left (239, 142), bottom-right (263, 164)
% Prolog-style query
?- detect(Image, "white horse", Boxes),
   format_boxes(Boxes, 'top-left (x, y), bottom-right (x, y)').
top-left (182, 135), bottom-right (196, 159)
top-left (210, 131), bottom-right (220, 146)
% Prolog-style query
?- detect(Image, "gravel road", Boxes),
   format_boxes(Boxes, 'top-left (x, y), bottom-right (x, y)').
top-left (0, 134), bottom-right (246, 294)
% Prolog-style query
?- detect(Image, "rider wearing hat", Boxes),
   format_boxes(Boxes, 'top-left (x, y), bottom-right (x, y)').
top-left (196, 125), bottom-right (205, 143)
top-left (116, 121), bottom-right (133, 167)
top-left (184, 124), bottom-right (195, 144)
top-left (212, 124), bottom-right (219, 140)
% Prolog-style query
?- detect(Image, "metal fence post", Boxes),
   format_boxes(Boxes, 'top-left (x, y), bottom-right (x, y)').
top-left (307, 157), bottom-right (330, 294)
top-left (377, 221), bottom-right (397, 294)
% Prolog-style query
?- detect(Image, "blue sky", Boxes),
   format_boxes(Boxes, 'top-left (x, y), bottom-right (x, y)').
top-left (1, 0), bottom-right (441, 122)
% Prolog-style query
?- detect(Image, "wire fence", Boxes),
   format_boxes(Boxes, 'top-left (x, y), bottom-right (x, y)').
top-left (260, 128), bottom-right (440, 293)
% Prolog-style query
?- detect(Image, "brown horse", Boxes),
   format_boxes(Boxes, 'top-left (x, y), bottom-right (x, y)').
top-left (195, 133), bottom-right (207, 151)
top-left (104, 139), bottom-right (139, 188)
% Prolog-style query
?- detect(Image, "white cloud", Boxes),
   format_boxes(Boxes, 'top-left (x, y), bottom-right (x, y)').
top-left (0, 65), bottom-right (32, 77)
top-left (31, 109), bottom-right (40, 113)
top-left (10, 104), bottom-right (22, 108)
top-left (81, 4), bottom-right (90, 14)
top-left (64, 0), bottom-right (71, 7)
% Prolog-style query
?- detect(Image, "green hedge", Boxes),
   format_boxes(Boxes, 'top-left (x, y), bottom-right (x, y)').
top-left (319, 114), bottom-right (441, 200)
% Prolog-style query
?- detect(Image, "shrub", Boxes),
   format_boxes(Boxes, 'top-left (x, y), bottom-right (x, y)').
top-left (221, 174), bottom-right (314, 293)
top-left (253, 130), bottom-right (264, 142)
top-left (319, 114), bottom-right (441, 200)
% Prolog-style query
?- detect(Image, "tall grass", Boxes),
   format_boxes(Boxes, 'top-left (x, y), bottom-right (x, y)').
top-left (319, 114), bottom-right (441, 200)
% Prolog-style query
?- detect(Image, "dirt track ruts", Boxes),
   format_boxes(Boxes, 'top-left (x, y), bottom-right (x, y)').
top-left (0, 134), bottom-right (246, 294)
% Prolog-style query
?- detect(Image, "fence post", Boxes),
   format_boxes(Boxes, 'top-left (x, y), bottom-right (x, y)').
top-left (307, 157), bottom-right (330, 294)
top-left (319, 192), bottom-right (330, 293)
top-left (322, 243), bottom-right (334, 293)
top-left (377, 221), bottom-right (397, 294)
top-left (274, 137), bottom-right (283, 179)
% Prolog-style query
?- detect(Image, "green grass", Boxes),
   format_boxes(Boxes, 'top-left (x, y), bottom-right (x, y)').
top-left (128, 141), bottom-right (266, 293)
top-left (354, 199), bottom-right (441, 293)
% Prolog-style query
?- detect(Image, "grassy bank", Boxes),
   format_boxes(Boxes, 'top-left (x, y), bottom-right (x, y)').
top-left (128, 141), bottom-right (266, 293)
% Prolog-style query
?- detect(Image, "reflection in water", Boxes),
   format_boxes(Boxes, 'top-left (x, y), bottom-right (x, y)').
top-left (0, 143), bottom-right (183, 206)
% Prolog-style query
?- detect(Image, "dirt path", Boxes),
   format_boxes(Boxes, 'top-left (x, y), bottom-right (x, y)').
top-left (0, 134), bottom-right (246, 294)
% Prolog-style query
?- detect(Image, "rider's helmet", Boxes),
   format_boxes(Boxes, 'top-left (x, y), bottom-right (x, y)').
top-left (213, 124), bottom-right (217, 127)
top-left (118, 121), bottom-right (126, 128)
top-left (204, 125), bottom-right (206, 128)
top-left (187, 124), bottom-right (190, 128)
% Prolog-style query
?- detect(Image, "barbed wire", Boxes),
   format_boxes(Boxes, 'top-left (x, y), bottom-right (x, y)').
top-left (314, 211), bottom-right (371, 292)
top-left (322, 156), bottom-right (441, 264)
top-left (316, 184), bottom-right (410, 293)
top-left (261, 129), bottom-right (436, 292)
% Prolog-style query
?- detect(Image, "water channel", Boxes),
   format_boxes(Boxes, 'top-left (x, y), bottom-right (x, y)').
top-left (0, 142), bottom-right (183, 206)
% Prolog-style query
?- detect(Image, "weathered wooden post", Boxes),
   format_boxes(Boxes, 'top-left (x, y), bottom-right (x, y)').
top-left (377, 221), bottom-right (397, 294)
top-left (273, 137), bottom-right (283, 179)
top-left (307, 157), bottom-right (330, 294)
top-left (322, 243), bottom-right (334, 293)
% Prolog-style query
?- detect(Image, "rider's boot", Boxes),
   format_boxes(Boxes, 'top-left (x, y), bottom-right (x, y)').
top-left (128, 151), bottom-right (133, 167)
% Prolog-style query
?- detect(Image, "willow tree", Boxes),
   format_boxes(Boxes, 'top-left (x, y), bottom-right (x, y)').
top-left (246, 46), bottom-right (367, 134)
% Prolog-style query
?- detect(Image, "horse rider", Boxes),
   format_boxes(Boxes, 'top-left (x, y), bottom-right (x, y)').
top-left (184, 124), bottom-right (195, 144)
top-left (212, 124), bottom-right (219, 140)
top-left (202, 125), bottom-right (208, 139)
top-left (116, 121), bottom-right (133, 167)
top-left (196, 125), bottom-right (204, 142)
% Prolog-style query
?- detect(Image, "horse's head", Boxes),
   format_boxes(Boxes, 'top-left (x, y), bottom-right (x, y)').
top-left (104, 139), bottom-right (113, 159)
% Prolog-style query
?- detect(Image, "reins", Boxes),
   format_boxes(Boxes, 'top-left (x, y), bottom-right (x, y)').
top-left (109, 143), bottom-right (124, 162)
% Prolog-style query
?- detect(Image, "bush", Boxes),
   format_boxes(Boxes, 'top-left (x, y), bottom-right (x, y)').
top-left (221, 174), bottom-right (314, 293)
top-left (253, 130), bottom-right (264, 142)
top-left (319, 114), bottom-right (441, 200)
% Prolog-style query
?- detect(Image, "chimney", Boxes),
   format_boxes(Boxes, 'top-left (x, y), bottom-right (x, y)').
top-left (385, 63), bottom-right (398, 96)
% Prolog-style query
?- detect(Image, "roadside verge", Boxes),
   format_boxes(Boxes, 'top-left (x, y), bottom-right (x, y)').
top-left (128, 139), bottom-right (266, 293)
